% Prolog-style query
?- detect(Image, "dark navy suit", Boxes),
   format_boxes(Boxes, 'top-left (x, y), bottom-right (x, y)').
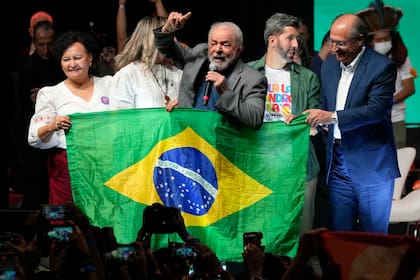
top-left (320, 47), bottom-right (400, 233)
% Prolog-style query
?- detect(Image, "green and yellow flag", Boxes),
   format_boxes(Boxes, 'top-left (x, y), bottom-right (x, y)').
top-left (66, 108), bottom-right (309, 262)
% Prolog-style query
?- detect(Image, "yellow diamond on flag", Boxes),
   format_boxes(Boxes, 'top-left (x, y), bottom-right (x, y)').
top-left (105, 127), bottom-right (272, 227)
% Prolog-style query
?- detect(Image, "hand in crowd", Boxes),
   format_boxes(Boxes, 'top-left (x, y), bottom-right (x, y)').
top-left (66, 202), bottom-right (94, 239)
top-left (187, 242), bottom-right (233, 280)
top-left (100, 46), bottom-right (116, 64)
top-left (6, 232), bottom-right (40, 279)
top-left (162, 11), bottom-right (192, 32)
top-left (280, 227), bottom-right (342, 280)
top-left (242, 243), bottom-right (265, 280)
top-left (0, 202), bottom-right (331, 280)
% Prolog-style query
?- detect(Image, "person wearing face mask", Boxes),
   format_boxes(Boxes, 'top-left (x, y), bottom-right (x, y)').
top-left (372, 34), bottom-right (391, 55)
top-left (370, 30), bottom-right (416, 148)
top-left (357, 2), bottom-right (417, 148)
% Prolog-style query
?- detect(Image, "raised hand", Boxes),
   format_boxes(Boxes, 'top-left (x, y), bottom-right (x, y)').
top-left (162, 11), bottom-right (192, 32)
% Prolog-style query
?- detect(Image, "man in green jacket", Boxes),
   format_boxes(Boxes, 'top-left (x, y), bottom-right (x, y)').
top-left (248, 13), bottom-right (321, 236)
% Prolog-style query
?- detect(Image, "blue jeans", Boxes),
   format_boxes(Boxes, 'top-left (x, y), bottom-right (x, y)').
top-left (328, 145), bottom-right (394, 233)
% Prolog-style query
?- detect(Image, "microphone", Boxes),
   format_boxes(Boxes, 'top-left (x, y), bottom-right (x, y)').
top-left (202, 62), bottom-right (218, 106)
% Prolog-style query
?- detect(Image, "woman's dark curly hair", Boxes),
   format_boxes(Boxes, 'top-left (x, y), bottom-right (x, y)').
top-left (51, 30), bottom-right (100, 63)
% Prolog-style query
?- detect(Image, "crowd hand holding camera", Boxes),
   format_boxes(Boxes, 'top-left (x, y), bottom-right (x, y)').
top-left (101, 223), bottom-right (157, 279)
top-left (41, 203), bottom-right (98, 256)
top-left (127, 241), bottom-right (151, 279)
top-left (63, 221), bottom-right (92, 256)
top-left (4, 232), bottom-right (43, 274)
top-left (0, 233), bottom-right (23, 280)
top-left (6, 233), bottom-right (44, 273)
top-left (2, 233), bottom-right (24, 257)
top-left (170, 241), bottom-right (198, 273)
top-left (1, 234), bottom-right (50, 280)
top-left (41, 203), bottom-right (105, 278)
top-left (242, 232), bottom-right (265, 263)
top-left (65, 203), bottom-right (96, 240)
top-left (134, 228), bottom-right (171, 279)
top-left (41, 203), bottom-right (94, 236)
top-left (101, 226), bottom-right (145, 278)
top-left (242, 242), bottom-right (265, 278)
top-left (141, 203), bottom-right (185, 234)
top-left (141, 202), bottom-right (199, 245)
top-left (0, 251), bottom-right (22, 280)
top-left (139, 203), bottom-right (231, 278)
top-left (184, 242), bottom-right (229, 279)
top-left (104, 241), bottom-right (157, 279)
top-left (139, 203), bottom-right (209, 276)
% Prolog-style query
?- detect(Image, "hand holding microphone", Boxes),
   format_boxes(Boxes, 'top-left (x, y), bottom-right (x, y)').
top-left (202, 62), bottom-right (218, 106)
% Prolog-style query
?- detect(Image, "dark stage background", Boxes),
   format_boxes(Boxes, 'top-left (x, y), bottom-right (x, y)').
top-left (9, 0), bottom-right (313, 63)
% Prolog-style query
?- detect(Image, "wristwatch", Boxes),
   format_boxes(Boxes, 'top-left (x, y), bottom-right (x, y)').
top-left (331, 111), bottom-right (338, 124)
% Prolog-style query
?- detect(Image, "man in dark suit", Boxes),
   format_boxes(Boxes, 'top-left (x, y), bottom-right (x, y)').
top-left (303, 14), bottom-right (400, 233)
top-left (154, 12), bottom-right (267, 130)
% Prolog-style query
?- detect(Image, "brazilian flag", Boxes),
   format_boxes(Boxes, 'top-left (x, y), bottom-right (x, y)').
top-left (66, 108), bottom-right (309, 262)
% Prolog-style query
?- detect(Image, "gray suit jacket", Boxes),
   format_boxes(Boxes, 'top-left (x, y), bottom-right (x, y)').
top-left (154, 28), bottom-right (267, 130)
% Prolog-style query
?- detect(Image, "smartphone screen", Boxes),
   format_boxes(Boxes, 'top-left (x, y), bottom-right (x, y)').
top-left (47, 226), bottom-right (73, 242)
top-left (0, 253), bottom-right (16, 279)
top-left (106, 245), bottom-right (136, 262)
top-left (169, 242), bottom-right (197, 275)
top-left (41, 204), bottom-right (68, 221)
top-left (172, 245), bottom-right (196, 258)
top-left (0, 268), bottom-right (16, 280)
top-left (117, 245), bottom-right (136, 261)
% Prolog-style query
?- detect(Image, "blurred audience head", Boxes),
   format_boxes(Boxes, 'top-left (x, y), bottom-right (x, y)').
top-left (29, 11), bottom-right (53, 38)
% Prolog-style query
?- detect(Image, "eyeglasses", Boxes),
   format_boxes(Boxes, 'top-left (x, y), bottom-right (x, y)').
top-left (327, 37), bottom-right (358, 47)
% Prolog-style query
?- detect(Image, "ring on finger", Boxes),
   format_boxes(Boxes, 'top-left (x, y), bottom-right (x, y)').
top-left (58, 122), bottom-right (62, 129)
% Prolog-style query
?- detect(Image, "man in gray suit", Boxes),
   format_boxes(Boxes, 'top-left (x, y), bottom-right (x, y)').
top-left (154, 12), bottom-right (267, 130)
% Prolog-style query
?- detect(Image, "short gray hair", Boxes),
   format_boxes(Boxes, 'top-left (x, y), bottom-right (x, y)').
top-left (209, 21), bottom-right (243, 45)
top-left (264, 13), bottom-right (301, 45)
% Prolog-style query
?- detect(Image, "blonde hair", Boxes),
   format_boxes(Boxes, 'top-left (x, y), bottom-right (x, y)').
top-left (114, 15), bottom-right (167, 71)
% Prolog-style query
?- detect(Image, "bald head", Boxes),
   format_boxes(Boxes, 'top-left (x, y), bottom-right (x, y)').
top-left (329, 13), bottom-right (367, 65)
top-left (331, 14), bottom-right (366, 40)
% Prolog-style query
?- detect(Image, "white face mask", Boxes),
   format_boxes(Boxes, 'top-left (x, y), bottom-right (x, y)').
top-left (374, 41), bottom-right (392, 55)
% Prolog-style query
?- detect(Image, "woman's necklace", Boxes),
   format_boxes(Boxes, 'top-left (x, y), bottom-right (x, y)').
top-left (67, 77), bottom-right (92, 97)
top-left (150, 65), bottom-right (170, 104)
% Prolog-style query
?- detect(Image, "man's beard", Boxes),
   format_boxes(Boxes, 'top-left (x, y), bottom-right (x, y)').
top-left (209, 53), bottom-right (239, 71)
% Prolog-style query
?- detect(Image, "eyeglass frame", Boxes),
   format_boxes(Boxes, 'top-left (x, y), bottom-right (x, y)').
top-left (327, 35), bottom-right (362, 47)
